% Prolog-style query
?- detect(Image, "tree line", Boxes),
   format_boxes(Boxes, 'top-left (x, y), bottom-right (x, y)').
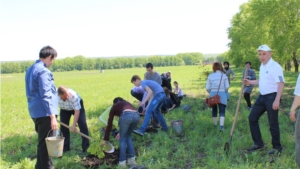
top-left (225, 0), bottom-right (300, 72)
top-left (1, 52), bottom-right (206, 74)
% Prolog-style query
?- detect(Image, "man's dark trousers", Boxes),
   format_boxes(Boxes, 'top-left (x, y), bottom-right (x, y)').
top-left (248, 92), bottom-right (282, 149)
top-left (32, 116), bottom-right (54, 169)
top-left (60, 99), bottom-right (89, 152)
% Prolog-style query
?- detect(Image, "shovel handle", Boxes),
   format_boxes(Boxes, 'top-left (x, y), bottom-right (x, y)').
top-left (229, 68), bottom-right (249, 136)
top-left (57, 120), bottom-right (94, 141)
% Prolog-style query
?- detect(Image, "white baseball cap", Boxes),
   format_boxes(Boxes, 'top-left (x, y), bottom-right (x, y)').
top-left (257, 44), bottom-right (271, 52)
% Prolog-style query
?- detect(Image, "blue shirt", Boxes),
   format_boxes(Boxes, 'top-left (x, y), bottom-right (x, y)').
top-left (141, 80), bottom-right (164, 95)
top-left (25, 60), bottom-right (58, 118)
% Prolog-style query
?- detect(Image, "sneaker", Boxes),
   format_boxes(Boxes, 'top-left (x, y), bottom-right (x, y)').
top-left (247, 145), bottom-right (264, 152)
top-left (133, 129), bottom-right (144, 136)
top-left (268, 147), bottom-right (282, 155)
top-left (127, 157), bottom-right (137, 167)
top-left (118, 161), bottom-right (127, 168)
top-left (220, 126), bottom-right (224, 132)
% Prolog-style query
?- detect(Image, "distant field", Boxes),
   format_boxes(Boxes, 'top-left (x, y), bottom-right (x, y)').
top-left (1, 65), bottom-right (299, 168)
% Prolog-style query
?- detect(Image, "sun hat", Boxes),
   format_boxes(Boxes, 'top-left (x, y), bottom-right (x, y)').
top-left (257, 44), bottom-right (271, 52)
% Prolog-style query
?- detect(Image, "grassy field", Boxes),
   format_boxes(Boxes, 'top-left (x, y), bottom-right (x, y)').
top-left (1, 65), bottom-right (299, 169)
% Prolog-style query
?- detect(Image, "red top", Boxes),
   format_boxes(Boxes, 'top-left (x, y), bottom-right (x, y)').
top-left (104, 101), bottom-right (137, 141)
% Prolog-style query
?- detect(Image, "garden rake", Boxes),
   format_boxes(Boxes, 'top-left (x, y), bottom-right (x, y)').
top-left (224, 67), bottom-right (248, 152)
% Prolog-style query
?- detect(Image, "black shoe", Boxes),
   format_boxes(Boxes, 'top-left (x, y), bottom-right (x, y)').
top-left (247, 145), bottom-right (264, 152)
top-left (268, 148), bottom-right (282, 155)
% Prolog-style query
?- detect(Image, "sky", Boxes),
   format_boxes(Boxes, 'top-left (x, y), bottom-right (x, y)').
top-left (0, 0), bottom-right (249, 61)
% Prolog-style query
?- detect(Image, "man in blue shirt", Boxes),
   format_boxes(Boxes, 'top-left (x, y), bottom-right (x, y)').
top-left (131, 75), bottom-right (168, 136)
top-left (25, 46), bottom-right (58, 169)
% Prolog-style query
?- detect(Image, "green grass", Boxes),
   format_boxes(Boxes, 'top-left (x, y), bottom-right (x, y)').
top-left (1, 65), bottom-right (299, 169)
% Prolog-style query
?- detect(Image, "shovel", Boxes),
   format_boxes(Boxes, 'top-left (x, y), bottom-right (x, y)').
top-left (57, 119), bottom-right (94, 140)
top-left (57, 120), bottom-right (115, 153)
top-left (224, 68), bottom-right (249, 152)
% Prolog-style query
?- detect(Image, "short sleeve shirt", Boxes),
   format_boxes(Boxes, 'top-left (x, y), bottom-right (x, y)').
top-left (141, 80), bottom-right (164, 95)
top-left (259, 58), bottom-right (285, 95)
top-left (294, 74), bottom-right (300, 96)
top-left (58, 89), bottom-right (81, 110)
top-left (144, 71), bottom-right (162, 85)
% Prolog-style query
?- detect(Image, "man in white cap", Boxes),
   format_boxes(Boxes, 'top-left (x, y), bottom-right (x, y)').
top-left (244, 44), bottom-right (284, 154)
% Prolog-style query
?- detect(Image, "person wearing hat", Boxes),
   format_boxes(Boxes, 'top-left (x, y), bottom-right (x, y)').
top-left (244, 44), bottom-right (284, 154)
top-left (289, 74), bottom-right (300, 167)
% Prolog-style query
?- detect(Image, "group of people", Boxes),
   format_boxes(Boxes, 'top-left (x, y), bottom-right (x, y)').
top-left (206, 61), bottom-right (256, 131)
top-left (206, 44), bottom-right (300, 162)
top-left (25, 46), bottom-right (184, 168)
top-left (25, 44), bottom-right (300, 168)
top-left (101, 63), bottom-right (184, 167)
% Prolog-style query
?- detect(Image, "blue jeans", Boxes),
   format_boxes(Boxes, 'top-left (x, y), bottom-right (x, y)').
top-left (139, 92), bottom-right (168, 133)
top-left (212, 103), bottom-right (226, 117)
top-left (119, 111), bottom-right (140, 162)
top-left (248, 93), bottom-right (281, 148)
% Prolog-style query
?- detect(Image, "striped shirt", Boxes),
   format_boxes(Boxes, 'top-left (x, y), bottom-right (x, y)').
top-left (58, 89), bottom-right (81, 110)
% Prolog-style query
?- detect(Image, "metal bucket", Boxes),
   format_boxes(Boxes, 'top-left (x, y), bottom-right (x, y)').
top-left (171, 120), bottom-right (183, 134)
top-left (45, 130), bottom-right (64, 157)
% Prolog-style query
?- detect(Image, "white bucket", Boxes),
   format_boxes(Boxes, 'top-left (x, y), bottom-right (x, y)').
top-left (45, 130), bottom-right (64, 157)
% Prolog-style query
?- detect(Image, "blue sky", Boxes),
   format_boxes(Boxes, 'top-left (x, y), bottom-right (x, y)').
top-left (0, 0), bottom-right (248, 61)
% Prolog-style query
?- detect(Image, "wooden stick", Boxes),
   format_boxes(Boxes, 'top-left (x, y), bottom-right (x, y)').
top-left (57, 119), bottom-right (94, 141)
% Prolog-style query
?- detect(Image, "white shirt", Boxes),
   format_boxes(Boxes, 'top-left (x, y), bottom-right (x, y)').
top-left (58, 89), bottom-right (81, 110)
top-left (206, 70), bottom-right (229, 92)
top-left (294, 74), bottom-right (300, 96)
top-left (259, 58), bottom-right (285, 95)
